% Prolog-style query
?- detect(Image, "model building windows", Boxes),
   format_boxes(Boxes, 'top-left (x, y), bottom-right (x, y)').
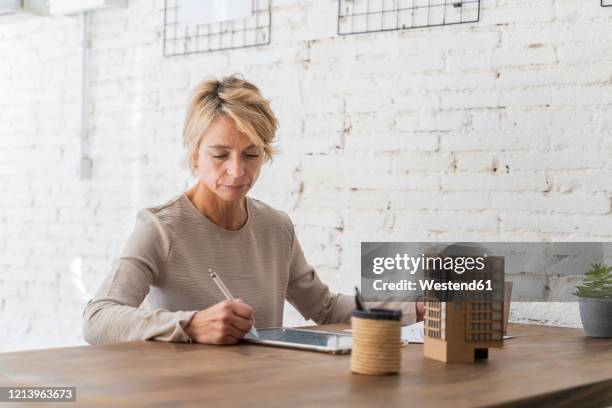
top-left (425, 301), bottom-right (445, 339)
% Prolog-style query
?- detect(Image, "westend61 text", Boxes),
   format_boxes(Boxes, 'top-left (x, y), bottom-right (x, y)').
top-left (373, 279), bottom-right (493, 291)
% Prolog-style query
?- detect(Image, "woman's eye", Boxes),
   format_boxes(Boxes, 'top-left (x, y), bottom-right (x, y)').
top-left (245, 154), bottom-right (260, 159)
top-left (212, 155), bottom-right (228, 159)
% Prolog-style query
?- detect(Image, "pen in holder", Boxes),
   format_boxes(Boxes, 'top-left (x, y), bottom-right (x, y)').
top-left (351, 308), bottom-right (402, 376)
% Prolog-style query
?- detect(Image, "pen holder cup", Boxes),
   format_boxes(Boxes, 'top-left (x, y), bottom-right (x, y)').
top-left (351, 308), bottom-right (402, 376)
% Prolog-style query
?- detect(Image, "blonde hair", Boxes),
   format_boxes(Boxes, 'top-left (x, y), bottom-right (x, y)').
top-left (183, 75), bottom-right (278, 174)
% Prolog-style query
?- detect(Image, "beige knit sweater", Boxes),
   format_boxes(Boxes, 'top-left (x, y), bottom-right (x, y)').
top-left (82, 193), bottom-right (415, 344)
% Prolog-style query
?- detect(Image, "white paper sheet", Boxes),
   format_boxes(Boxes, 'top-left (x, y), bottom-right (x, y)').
top-left (401, 321), bottom-right (425, 343)
top-left (399, 322), bottom-right (514, 343)
top-left (178, 0), bottom-right (253, 26)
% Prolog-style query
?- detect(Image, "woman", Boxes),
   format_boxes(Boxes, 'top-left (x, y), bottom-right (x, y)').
top-left (83, 75), bottom-right (422, 345)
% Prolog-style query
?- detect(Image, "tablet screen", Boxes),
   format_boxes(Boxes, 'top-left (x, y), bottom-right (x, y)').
top-left (244, 328), bottom-right (353, 351)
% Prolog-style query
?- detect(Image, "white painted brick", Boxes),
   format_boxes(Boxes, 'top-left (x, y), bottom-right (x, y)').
top-left (301, 242), bottom-right (340, 268)
top-left (345, 172), bottom-right (441, 191)
top-left (300, 92), bottom-right (345, 114)
top-left (390, 152), bottom-right (451, 172)
top-left (342, 209), bottom-right (394, 230)
top-left (2, 0), bottom-right (612, 352)
top-left (295, 225), bottom-right (340, 248)
top-left (445, 50), bottom-right (493, 71)
top-left (554, 171), bottom-right (612, 193)
top-left (496, 107), bottom-right (601, 137)
top-left (348, 112), bottom-right (394, 134)
top-left (510, 302), bottom-right (581, 329)
top-left (506, 273), bottom-right (547, 301)
top-left (469, 108), bottom-right (502, 131)
top-left (490, 46), bottom-right (557, 68)
top-left (484, 1), bottom-right (555, 25)
top-left (347, 132), bottom-right (440, 153)
top-left (345, 91), bottom-right (393, 114)
top-left (557, 41), bottom-right (612, 64)
top-left (439, 131), bottom-right (545, 152)
top-left (503, 214), bottom-right (612, 237)
top-left (553, 85), bottom-right (604, 106)
top-left (500, 150), bottom-right (607, 171)
top-left (389, 191), bottom-right (494, 211)
top-left (290, 208), bottom-right (342, 228)
top-left (429, 30), bottom-right (501, 52)
top-left (501, 26), bottom-right (577, 47)
top-left (548, 115), bottom-right (611, 151)
top-left (439, 90), bottom-right (501, 110)
top-left (301, 187), bottom-right (390, 210)
top-left (394, 91), bottom-right (441, 110)
top-left (396, 52), bottom-right (446, 72)
top-left (300, 153), bottom-right (392, 189)
top-left (284, 135), bottom-right (344, 155)
top-left (396, 110), bottom-right (468, 132)
top-left (452, 151), bottom-right (499, 172)
top-left (498, 88), bottom-right (553, 107)
top-left (441, 172), bottom-right (550, 192)
top-left (342, 226), bottom-right (435, 243)
top-left (497, 63), bottom-right (612, 88)
top-left (394, 210), bottom-right (500, 233)
top-left (491, 192), bottom-right (611, 215)
top-left (302, 114), bottom-right (344, 134)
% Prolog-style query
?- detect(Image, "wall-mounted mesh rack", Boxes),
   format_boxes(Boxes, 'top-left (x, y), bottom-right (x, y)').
top-left (163, 0), bottom-right (271, 57)
top-left (603, 0), bottom-right (612, 7)
top-left (338, 0), bottom-right (480, 35)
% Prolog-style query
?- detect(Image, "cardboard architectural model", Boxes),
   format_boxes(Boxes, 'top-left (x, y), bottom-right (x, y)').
top-left (423, 254), bottom-right (505, 363)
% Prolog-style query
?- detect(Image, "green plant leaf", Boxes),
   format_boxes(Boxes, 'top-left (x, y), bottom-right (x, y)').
top-left (574, 262), bottom-right (612, 299)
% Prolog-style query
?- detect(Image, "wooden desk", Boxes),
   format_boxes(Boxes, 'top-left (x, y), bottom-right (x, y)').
top-left (1, 323), bottom-right (611, 407)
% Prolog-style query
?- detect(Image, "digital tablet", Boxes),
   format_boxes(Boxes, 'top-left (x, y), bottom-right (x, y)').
top-left (243, 328), bottom-right (353, 354)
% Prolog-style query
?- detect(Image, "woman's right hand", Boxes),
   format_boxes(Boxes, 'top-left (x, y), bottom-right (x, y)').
top-left (184, 299), bottom-right (254, 345)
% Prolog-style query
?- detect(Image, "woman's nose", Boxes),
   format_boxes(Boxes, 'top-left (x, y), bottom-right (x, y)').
top-left (227, 157), bottom-right (245, 178)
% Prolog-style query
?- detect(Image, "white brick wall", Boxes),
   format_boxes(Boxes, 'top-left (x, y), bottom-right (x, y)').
top-left (0, 0), bottom-right (610, 352)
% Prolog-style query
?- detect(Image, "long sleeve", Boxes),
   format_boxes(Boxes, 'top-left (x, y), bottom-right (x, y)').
top-left (285, 228), bottom-right (355, 324)
top-left (284, 227), bottom-right (417, 326)
top-left (82, 210), bottom-right (196, 345)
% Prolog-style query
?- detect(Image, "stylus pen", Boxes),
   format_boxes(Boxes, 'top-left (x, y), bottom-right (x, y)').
top-left (209, 269), bottom-right (259, 339)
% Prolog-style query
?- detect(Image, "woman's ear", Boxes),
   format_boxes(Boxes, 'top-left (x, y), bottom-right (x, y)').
top-left (191, 151), bottom-right (199, 172)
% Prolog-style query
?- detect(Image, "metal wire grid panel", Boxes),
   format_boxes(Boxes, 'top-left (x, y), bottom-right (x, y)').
top-left (338, 0), bottom-right (481, 35)
top-left (603, 0), bottom-right (612, 7)
top-left (163, 0), bottom-right (271, 56)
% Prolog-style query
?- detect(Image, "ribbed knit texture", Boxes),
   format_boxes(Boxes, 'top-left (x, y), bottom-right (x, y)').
top-left (82, 193), bottom-right (360, 344)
